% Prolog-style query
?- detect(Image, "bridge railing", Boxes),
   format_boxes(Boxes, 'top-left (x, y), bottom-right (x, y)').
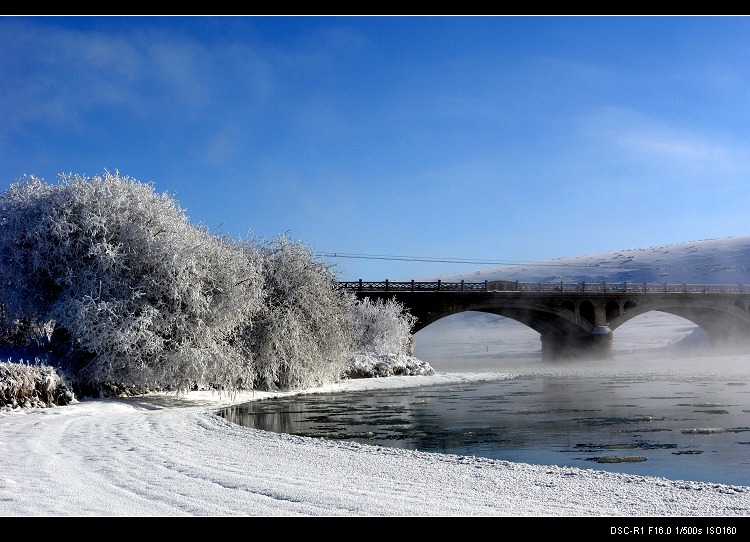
top-left (338, 280), bottom-right (747, 294)
top-left (337, 280), bottom-right (488, 292)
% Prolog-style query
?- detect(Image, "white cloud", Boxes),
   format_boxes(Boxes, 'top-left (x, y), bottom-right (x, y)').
top-left (583, 106), bottom-right (750, 180)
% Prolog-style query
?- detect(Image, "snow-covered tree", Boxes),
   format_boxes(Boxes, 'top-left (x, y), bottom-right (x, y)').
top-left (246, 234), bottom-right (353, 390)
top-left (0, 172), bottom-right (264, 394)
top-left (0, 171), bottom-right (430, 400)
top-left (349, 296), bottom-right (416, 356)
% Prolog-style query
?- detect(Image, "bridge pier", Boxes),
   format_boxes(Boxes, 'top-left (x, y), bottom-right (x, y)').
top-left (540, 326), bottom-right (613, 361)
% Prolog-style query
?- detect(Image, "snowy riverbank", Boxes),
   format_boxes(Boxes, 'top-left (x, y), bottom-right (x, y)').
top-left (1, 368), bottom-right (748, 518)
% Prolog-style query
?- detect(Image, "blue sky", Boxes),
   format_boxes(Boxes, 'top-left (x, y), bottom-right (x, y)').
top-left (2, 16), bottom-right (750, 281)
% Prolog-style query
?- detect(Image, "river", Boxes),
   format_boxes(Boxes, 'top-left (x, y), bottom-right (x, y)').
top-left (217, 311), bottom-right (750, 487)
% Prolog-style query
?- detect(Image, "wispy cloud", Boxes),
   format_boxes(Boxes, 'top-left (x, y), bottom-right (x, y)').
top-left (0, 19), bottom-right (273, 131)
top-left (583, 106), bottom-right (750, 180)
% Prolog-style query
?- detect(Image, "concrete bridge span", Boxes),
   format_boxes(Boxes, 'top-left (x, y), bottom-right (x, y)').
top-left (340, 280), bottom-right (750, 360)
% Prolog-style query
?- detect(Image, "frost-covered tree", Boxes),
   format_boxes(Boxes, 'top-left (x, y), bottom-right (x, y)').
top-left (0, 170), bottom-right (431, 400)
top-left (246, 234), bottom-right (353, 390)
top-left (0, 172), bottom-right (264, 394)
top-left (349, 296), bottom-right (416, 356)
top-left (343, 297), bottom-right (431, 379)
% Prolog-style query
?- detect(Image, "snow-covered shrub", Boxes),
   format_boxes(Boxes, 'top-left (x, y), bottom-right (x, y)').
top-left (349, 296), bottom-right (417, 356)
top-left (246, 234), bottom-right (353, 390)
top-left (0, 359), bottom-right (75, 409)
top-left (341, 297), bottom-right (429, 378)
top-left (342, 352), bottom-right (434, 379)
top-left (0, 172), bottom-right (264, 394)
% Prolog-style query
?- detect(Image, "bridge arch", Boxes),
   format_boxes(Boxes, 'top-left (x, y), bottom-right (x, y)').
top-left (612, 310), bottom-right (704, 353)
top-left (608, 298), bottom-right (750, 349)
top-left (605, 300), bottom-right (621, 322)
top-left (412, 311), bottom-right (541, 362)
top-left (579, 300), bottom-right (595, 327)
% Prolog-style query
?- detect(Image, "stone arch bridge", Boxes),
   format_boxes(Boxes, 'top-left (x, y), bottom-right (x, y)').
top-left (339, 279), bottom-right (750, 360)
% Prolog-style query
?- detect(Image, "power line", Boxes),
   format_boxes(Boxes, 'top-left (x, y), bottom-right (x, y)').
top-left (318, 252), bottom-right (530, 265)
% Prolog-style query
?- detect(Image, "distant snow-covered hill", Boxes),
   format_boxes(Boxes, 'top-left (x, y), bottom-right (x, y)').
top-left (425, 236), bottom-right (750, 286)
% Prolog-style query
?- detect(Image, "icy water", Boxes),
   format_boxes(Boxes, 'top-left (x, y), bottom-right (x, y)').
top-left (218, 312), bottom-right (750, 487)
top-left (217, 370), bottom-right (750, 486)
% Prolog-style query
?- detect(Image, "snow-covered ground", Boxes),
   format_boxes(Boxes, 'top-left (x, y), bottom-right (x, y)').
top-left (1, 236), bottom-right (750, 517)
top-left (1, 367), bottom-right (748, 518)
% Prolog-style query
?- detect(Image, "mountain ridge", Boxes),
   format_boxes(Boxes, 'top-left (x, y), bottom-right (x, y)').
top-left (425, 235), bottom-right (750, 286)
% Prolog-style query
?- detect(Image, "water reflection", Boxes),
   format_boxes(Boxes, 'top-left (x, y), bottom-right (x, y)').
top-left (218, 373), bottom-right (750, 486)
